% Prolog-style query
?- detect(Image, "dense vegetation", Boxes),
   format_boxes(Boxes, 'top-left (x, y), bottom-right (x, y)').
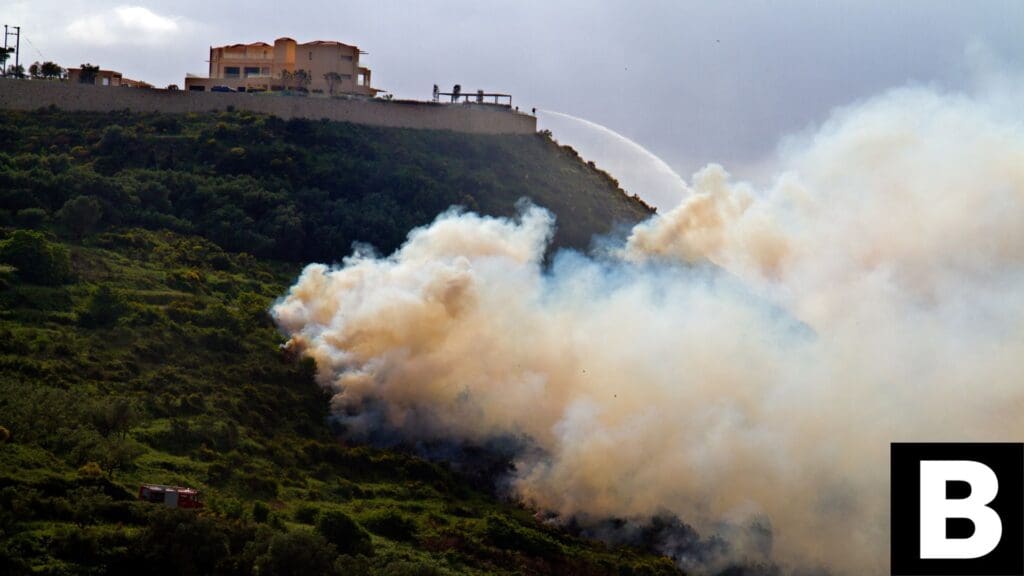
top-left (0, 107), bottom-right (650, 262)
top-left (0, 109), bottom-right (674, 575)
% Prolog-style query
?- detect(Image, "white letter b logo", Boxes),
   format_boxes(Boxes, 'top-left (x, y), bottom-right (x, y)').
top-left (920, 460), bottom-right (1002, 559)
top-left (892, 443), bottom-right (1022, 575)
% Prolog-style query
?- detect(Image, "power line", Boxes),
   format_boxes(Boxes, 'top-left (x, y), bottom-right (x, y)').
top-left (22, 35), bottom-right (45, 62)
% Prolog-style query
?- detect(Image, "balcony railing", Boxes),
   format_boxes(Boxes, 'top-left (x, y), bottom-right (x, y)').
top-left (435, 89), bottom-right (512, 107)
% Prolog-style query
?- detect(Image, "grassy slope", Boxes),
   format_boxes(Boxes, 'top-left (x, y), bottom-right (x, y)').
top-left (0, 110), bottom-right (674, 575)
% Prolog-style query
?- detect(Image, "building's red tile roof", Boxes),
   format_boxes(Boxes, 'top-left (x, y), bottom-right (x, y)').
top-left (221, 42), bottom-right (272, 49)
top-left (214, 39), bottom-right (359, 50)
top-left (303, 40), bottom-right (357, 48)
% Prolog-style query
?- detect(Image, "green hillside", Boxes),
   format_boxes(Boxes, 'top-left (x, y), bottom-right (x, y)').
top-left (0, 107), bottom-right (651, 261)
top-left (0, 109), bottom-right (673, 575)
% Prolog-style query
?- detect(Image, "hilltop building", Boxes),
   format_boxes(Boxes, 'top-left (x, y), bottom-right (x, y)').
top-left (66, 67), bottom-right (121, 86)
top-left (66, 67), bottom-right (151, 88)
top-left (184, 37), bottom-right (379, 96)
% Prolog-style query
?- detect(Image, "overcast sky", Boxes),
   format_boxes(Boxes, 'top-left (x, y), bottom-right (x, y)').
top-left (4, 1), bottom-right (1022, 180)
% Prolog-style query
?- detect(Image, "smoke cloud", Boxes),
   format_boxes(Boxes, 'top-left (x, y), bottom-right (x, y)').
top-left (272, 82), bottom-right (1024, 574)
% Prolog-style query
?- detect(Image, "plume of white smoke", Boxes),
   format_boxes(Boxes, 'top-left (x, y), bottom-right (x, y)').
top-left (272, 83), bottom-right (1024, 574)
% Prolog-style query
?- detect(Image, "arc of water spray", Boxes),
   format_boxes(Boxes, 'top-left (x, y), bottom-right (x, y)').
top-left (538, 109), bottom-right (689, 211)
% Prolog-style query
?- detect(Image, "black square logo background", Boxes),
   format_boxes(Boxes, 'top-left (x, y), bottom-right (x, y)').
top-left (892, 443), bottom-right (1023, 576)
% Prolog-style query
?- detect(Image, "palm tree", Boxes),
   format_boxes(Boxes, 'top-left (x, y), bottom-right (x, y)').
top-left (0, 47), bottom-right (14, 76)
top-left (323, 72), bottom-right (342, 96)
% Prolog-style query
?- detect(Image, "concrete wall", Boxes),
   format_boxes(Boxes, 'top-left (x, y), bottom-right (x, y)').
top-left (0, 79), bottom-right (537, 135)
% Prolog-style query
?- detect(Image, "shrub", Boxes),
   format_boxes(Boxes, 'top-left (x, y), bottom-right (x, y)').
top-left (132, 507), bottom-right (231, 576)
top-left (212, 497), bottom-right (244, 520)
top-left (79, 285), bottom-right (129, 327)
top-left (57, 195), bottom-right (103, 239)
top-left (242, 473), bottom-right (279, 498)
top-left (331, 478), bottom-right (365, 500)
top-left (0, 543), bottom-right (29, 575)
top-left (268, 512), bottom-right (286, 530)
top-left (78, 462), bottom-right (104, 479)
top-left (51, 524), bottom-right (139, 567)
top-left (15, 208), bottom-right (47, 228)
top-left (252, 501), bottom-right (270, 524)
top-left (362, 508), bottom-right (418, 542)
top-left (373, 560), bottom-right (446, 576)
top-left (0, 230), bottom-right (70, 285)
top-left (316, 510), bottom-right (373, 556)
top-left (483, 513), bottom-right (562, 558)
top-left (69, 486), bottom-right (113, 527)
top-left (207, 461), bottom-right (232, 484)
top-left (253, 531), bottom-right (339, 576)
top-left (96, 438), bottom-right (144, 478)
top-left (88, 397), bottom-right (136, 438)
top-left (293, 503), bottom-right (319, 524)
top-left (168, 268), bottom-right (204, 292)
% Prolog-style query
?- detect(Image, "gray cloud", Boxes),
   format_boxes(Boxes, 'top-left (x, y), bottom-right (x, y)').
top-left (65, 6), bottom-right (188, 46)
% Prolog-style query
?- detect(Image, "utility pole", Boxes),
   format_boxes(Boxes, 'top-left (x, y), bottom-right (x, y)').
top-left (3, 25), bottom-right (20, 77)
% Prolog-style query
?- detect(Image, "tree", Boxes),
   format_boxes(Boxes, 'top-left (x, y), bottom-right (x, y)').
top-left (252, 501), bottom-right (270, 523)
top-left (0, 230), bottom-right (70, 285)
top-left (89, 397), bottom-right (136, 438)
top-left (316, 510), bottom-right (374, 556)
top-left (253, 531), bottom-right (339, 576)
top-left (79, 285), bottom-right (128, 327)
top-left (57, 195), bottom-right (103, 239)
top-left (78, 63), bottom-right (100, 84)
top-left (6, 64), bottom-right (25, 79)
top-left (40, 61), bottom-right (64, 80)
top-left (68, 487), bottom-right (113, 527)
top-left (323, 72), bottom-right (342, 96)
top-left (293, 69), bottom-right (311, 92)
top-left (133, 508), bottom-right (231, 576)
top-left (97, 438), bottom-right (143, 478)
top-left (28, 62), bottom-right (40, 79)
top-left (0, 48), bottom-right (12, 75)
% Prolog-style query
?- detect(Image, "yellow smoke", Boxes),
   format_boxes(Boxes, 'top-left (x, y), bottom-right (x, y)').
top-left (273, 85), bottom-right (1024, 574)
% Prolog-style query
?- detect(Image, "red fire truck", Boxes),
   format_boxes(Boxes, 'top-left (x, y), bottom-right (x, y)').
top-left (138, 484), bottom-right (204, 509)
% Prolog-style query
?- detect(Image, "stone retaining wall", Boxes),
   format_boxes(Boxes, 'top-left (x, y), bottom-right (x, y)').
top-left (0, 79), bottom-right (537, 135)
